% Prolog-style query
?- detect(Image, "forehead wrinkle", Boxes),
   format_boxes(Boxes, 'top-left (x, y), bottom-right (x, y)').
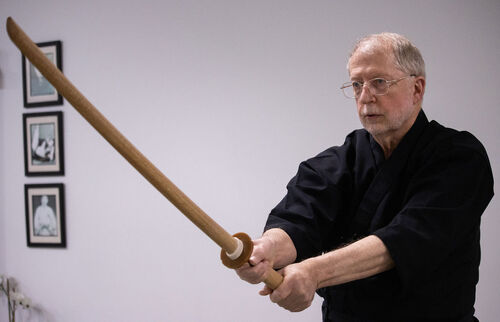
top-left (349, 44), bottom-right (402, 80)
top-left (349, 57), bottom-right (395, 80)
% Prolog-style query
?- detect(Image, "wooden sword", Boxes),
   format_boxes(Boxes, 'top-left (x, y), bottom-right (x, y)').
top-left (6, 16), bottom-right (283, 290)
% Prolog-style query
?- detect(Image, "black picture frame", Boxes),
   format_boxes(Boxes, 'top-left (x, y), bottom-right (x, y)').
top-left (23, 111), bottom-right (65, 176)
top-left (24, 183), bottom-right (66, 248)
top-left (22, 40), bottom-right (63, 108)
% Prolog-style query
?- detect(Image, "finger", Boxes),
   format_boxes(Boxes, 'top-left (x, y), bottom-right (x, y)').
top-left (235, 262), bottom-right (251, 271)
top-left (236, 262), bottom-right (269, 284)
top-left (248, 239), bottom-right (268, 265)
top-left (252, 261), bottom-right (271, 277)
top-left (274, 294), bottom-right (299, 312)
top-left (269, 286), bottom-right (288, 304)
top-left (277, 292), bottom-right (313, 313)
top-left (285, 299), bottom-right (310, 313)
top-left (259, 285), bottom-right (272, 296)
top-left (248, 254), bottom-right (263, 266)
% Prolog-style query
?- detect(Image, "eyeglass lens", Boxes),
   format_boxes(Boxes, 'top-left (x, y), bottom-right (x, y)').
top-left (347, 79), bottom-right (388, 98)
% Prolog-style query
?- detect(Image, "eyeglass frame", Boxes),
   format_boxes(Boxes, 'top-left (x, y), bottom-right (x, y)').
top-left (340, 74), bottom-right (416, 99)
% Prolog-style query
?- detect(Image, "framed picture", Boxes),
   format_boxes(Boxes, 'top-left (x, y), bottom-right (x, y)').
top-left (24, 183), bottom-right (66, 248)
top-left (22, 40), bottom-right (63, 108)
top-left (23, 111), bottom-right (64, 176)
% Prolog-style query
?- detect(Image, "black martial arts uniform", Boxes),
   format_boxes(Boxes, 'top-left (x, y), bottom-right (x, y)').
top-left (265, 110), bottom-right (494, 322)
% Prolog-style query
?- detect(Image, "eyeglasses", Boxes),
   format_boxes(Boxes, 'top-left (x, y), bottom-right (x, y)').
top-left (340, 75), bottom-right (415, 99)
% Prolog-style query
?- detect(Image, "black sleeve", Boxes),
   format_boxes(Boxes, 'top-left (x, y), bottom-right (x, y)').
top-left (265, 144), bottom-right (354, 262)
top-left (373, 134), bottom-right (494, 290)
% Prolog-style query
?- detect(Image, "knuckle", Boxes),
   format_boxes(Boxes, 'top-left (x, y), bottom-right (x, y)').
top-left (270, 293), bottom-right (280, 303)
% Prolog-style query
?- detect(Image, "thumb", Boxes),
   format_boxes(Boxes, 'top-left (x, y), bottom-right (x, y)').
top-left (249, 253), bottom-right (264, 266)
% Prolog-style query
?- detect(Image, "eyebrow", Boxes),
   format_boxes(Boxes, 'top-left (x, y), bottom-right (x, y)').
top-left (350, 73), bottom-right (393, 81)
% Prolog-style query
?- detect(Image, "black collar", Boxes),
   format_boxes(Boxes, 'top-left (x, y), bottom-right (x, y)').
top-left (369, 109), bottom-right (429, 166)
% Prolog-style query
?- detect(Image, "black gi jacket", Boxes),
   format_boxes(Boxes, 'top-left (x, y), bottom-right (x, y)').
top-left (265, 110), bottom-right (494, 322)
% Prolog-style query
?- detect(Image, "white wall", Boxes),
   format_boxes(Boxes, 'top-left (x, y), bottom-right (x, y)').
top-left (1, 1), bottom-right (499, 321)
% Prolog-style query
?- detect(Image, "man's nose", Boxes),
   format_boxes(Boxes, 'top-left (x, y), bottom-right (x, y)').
top-left (357, 84), bottom-right (375, 104)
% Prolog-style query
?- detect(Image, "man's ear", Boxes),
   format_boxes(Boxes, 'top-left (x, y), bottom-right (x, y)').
top-left (413, 76), bottom-right (425, 105)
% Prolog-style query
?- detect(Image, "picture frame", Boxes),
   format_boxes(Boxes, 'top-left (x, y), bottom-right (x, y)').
top-left (23, 111), bottom-right (65, 176)
top-left (22, 40), bottom-right (63, 108)
top-left (24, 183), bottom-right (66, 248)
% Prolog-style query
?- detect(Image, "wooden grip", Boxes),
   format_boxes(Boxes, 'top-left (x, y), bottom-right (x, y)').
top-left (264, 268), bottom-right (283, 290)
top-left (6, 17), bottom-right (283, 290)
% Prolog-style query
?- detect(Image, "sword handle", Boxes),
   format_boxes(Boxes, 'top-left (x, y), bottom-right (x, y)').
top-left (263, 268), bottom-right (284, 290)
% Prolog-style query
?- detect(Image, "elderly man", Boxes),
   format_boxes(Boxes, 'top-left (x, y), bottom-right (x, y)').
top-left (236, 33), bottom-right (493, 321)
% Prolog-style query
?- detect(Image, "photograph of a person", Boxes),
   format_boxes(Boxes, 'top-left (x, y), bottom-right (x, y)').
top-left (33, 195), bottom-right (57, 236)
top-left (24, 183), bottom-right (66, 248)
top-left (23, 111), bottom-right (64, 176)
top-left (31, 123), bottom-right (56, 164)
top-left (22, 40), bottom-right (63, 107)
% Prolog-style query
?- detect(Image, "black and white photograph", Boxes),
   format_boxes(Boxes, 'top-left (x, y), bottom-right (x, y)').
top-left (22, 40), bottom-right (63, 107)
top-left (24, 183), bottom-right (66, 248)
top-left (23, 111), bottom-right (64, 176)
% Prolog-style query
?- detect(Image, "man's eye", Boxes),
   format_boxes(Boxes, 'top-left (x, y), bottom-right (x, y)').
top-left (352, 81), bottom-right (362, 89)
top-left (373, 79), bottom-right (386, 86)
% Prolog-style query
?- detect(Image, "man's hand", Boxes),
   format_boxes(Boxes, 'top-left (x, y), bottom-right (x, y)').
top-left (236, 228), bottom-right (319, 311)
top-left (261, 261), bottom-right (318, 312)
top-left (235, 228), bottom-right (297, 284)
top-left (235, 237), bottom-right (277, 284)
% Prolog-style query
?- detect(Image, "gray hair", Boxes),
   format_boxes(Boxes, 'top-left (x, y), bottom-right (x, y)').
top-left (348, 32), bottom-right (426, 78)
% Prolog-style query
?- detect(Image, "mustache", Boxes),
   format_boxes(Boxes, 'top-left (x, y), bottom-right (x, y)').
top-left (359, 106), bottom-right (382, 116)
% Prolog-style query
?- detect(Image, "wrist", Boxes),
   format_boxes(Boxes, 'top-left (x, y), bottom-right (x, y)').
top-left (301, 256), bottom-right (322, 290)
top-left (262, 228), bottom-right (297, 267)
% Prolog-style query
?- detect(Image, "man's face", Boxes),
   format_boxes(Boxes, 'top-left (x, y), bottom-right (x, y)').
top-left (348, 45), bottom-right (419, 140)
